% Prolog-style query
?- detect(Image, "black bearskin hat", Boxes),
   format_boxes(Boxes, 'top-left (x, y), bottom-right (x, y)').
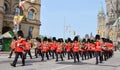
top-left (109, 40), bottom-right (113, 43)
top-left (52, 37), bottom-right (56, 41)
top-left (35, 37), bottom-right (41, 42)
top-left (95, 34), bottom-right (100, 40)
top-left (57, 38), bottom-right (61, 42)
top-left (43, 37), bottom-right (48, 41)
top-left (35, 37), bottom-right (39, 41)
top-left (67, 38), bottom-right (71, 42)
top-left (60, 38), bottom-right (64, 42)
top-left (73, 36), bottom-right (78, 42)
top-left (13, 36), bottom-right (17, 40)
top-left (82, 38), bottom-right (86, 43)
top-left (26, 37), bottom-right (30, 41)
top-left (87, 39), bottom-right (91, 43)
top-left (17, 30), bottom-right (24, 38)
top-left (90, 40), bottom-right (94, 43)
top-left (106, 38), bottom-right (109, 42)
top-left (65, 39), bottom-right (68, 43)
top-left (101, 38), bottom-right (105, 43)
top-left (48, 38), bottom-right (52, 42)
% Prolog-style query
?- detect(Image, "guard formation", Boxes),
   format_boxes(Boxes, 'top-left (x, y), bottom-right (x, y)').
top-left (9, 30), bottom-right (114, 67)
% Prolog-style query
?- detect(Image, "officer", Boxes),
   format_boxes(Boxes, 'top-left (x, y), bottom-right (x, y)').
top-left (11, 30), bottom-right (26, 67)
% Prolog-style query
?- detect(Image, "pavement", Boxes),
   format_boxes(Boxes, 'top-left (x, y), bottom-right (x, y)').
top-left (0, 51), bottom-right (120, 70)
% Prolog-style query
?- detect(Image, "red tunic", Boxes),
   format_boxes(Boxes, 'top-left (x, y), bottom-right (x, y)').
top-left (110, 43), bottom-right (114, 50)
top-left (25, 41), bottom-right (31, 50)
top-left (91, 43), bottom-right (96, 51)
top-left (65, 43), bottom-right (71, 52)
top-left (10, 41), bottom-right (16, 50)
top-left (56, 43), bottom-right (62, 53)
top-left (41, 43), bottom-right (47, 52)
top-left (72, 42), bottom-right (79, 52)
top-left (14, 40), bottom-right (26, 52)
top-left (47, 42), bottom-right (52, 51)
top-left (95, 41), bottom-right (102, 52)
top-left (86, 43), bottom-right (91, 51)
top-left (51, 42), bottom-right (56, 51)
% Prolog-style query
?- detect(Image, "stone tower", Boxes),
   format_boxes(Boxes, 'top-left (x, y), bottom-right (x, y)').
top-left (0, 0), bottom-right (4, 35)
top-left (1, 0), bottom-right (41, 38)
top-left (105, 0), bottom-right (120, 22)
top-left (97, 2), bottom-right (106, 37)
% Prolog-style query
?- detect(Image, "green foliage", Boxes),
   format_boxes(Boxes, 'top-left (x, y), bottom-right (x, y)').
top-left (1, 38), bottom-right (12, 51)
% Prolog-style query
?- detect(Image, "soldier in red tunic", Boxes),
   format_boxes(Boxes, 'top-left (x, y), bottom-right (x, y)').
top-left (65, 38), bottom-right (73, 60)
top-left (56, 38), bottom-right (63, 61)
top-left (24, 38), bottom-right (32, 59)
top-left (51, 37), bottom-right (57, 59)
top-left (41, 37), bottom-right (49, 61)
top-left (81, 38), bottom-right (87, 60)
top-left (94, 34), bottom-right (103, 64)
top-left (11, 30), bottom-right (26, 67)
top-left (8, 36), bottom-right (17, 58)
top-left (72, 36), bottom-right (80, 63)
top-left (47, 38), bottom-right (52, 57)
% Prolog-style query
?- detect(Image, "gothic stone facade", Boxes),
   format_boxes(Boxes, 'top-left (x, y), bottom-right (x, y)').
top-left (97, 0), bottom-right (120, 45)
top-left (0, 0), bottom-right (41, 38)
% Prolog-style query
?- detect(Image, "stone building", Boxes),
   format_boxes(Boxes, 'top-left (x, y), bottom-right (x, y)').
top-left (0, 0), bottom-right (41, 38)
top-left (97, 0), bottom-right (120, 45)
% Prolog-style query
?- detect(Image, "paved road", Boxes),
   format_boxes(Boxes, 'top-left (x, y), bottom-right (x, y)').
top-left (0, 51), bottom-right (120, 70)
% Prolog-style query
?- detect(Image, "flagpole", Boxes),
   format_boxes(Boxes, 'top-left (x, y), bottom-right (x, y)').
top-left (17, 0), bottom-right (21, 31)
top-left (63, 17), bottom-right (66, 41)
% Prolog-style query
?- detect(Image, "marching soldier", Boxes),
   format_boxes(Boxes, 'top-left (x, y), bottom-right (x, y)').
top-left (56, 38), bottom-right (63, 61)
top-left (65, 38), bottom-right (73, 60)
top-left (24, 38), bottom-right (32, 59)
top-left (90, 40), bottom-right (96, 58)
top-left (33, 37), bottom-right (40, 58)
top-left (8, 36), bottom-right (17, 58)
top-left (11, 30), bottom-right (26, 67)
top-left (72, 36), bottom-right (80, 63)
top-left (86, 39), bottom-right (92, 59)
top-left (51, 37), bottom-right (57, 59)
top-left (47, 38), bottom-right (52, 57)
top-left (41, 37), bottom-right (49, 61)
top-left (94, 34), bottom-right (103, 64)
top-left (81, 39), bottom-right (87, 60)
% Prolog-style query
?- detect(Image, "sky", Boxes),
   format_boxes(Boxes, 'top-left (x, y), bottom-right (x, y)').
top-left (40, 0), bottom-right (106, 39)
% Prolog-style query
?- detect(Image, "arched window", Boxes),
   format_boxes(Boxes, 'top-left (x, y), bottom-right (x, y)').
top-left (28, 27), bottom-right (33, 38)
top-left (29, 9), bottom-right (34, 19)
top-left (15, 6), bottom-right (23, 15)
top-left (4, 3), bottom-right (8, 12)
top-left (15, 6), bottom-right (20, 14)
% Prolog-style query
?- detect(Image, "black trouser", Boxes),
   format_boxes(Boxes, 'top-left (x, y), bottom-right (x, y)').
top-left (62, 49), bottom-right (66, 57)
top-left (12, 52), bottom-right (25, 66)
top-left (25, 50), bottom-right (32, 59)
top-left (41, 52), bottom-right (49, 61)
top-left (73, 52), bottom-right (79, 63)
top-left (35, 48), bottom-right (38, 58)
top-left (95, 51), bottom-right (103, 64)
top-left (81, 52), bottom-right (87, 60)
top-left (9, 49), bottom-right (14, 58)
top-left (103, 51), bottom-right (107, 61)
top-left (48, 50), bottom-right (51, 56)
top-left (51, 50), bottom-right (56, 59)
top-left (56, 52), bottom-right (63, 61)
top-left (67, 51), bottom-right (73, 60)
